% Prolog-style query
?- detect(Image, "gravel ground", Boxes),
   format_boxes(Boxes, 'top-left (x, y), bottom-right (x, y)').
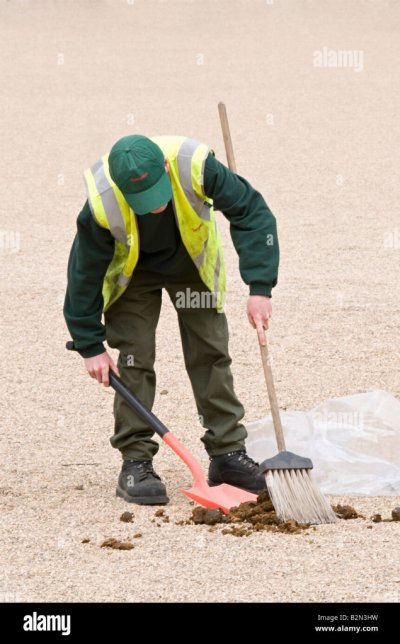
top-left (0, 0), bottom-right (399, 603)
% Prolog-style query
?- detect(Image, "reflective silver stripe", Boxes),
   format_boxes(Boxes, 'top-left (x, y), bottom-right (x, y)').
top-left (193, 238), bottom-right (208, 268)
top-left (213, 220), bottom-right (220, 299)
top-left (214, 250), bottom-right (220, 299)
top-left (83, 172), bottom-right (96, 219)
top-left (91, 159), bottom-right (106, 191)
top-left (118, 273), bottom-right (131, 287)
top-left (193, 248), bottom-right (205, 269)
top-left (177, 139), bottom-right (210, 221)
top-left (177, 139), bottom-right (220, 306)
top-left (90, 160), bottom-right (127, 245)
top-left (198, 200), bottom-right (211, 221)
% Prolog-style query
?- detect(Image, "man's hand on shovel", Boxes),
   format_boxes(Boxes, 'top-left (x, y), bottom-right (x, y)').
top-left (84, 351), bottom-right (120, 387)
top-left (247, 295), bottom-right (272, 346)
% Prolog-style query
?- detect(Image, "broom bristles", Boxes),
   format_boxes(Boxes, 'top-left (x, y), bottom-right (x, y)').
top-left (266, 469), bottom-right (337, 525)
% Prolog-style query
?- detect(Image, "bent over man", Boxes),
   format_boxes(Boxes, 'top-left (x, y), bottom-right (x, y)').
top-left (64, 134), bottom-right (279, 505)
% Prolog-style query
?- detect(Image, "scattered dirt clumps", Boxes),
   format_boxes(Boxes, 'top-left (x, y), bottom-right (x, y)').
top-left (392, 507), bottom-right (400, 521)
top-left (332, 504), bottom-right (364, 520)
top-left (154, 509), bottom-right (170, 523)
top-left (101, 538), bottom-right (134, 550)
top-left (183, 497), bottom-right (394, 536)
top-left (225, 491), bottom-right (310, 535)
top-left (188, 492), bottom-right (309, 536)
top-left (120, 511), bottom-right (134, 523)
top-left (191, 507), bottom-right (228, 525)
top-left (371, 514), bottom-right (382, 523)
top-left (332, 506), bottom-right (398, 524)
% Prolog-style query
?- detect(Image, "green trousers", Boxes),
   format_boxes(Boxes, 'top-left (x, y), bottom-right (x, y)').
top-left (105, 259), bottom-right (247, 461)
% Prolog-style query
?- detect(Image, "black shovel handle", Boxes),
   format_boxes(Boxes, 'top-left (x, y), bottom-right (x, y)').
top-left (66, 341), bottom-right (169, 438)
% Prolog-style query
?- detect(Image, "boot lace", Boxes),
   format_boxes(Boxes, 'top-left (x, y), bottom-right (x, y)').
top-left (228, 450), bottom-right (259, 470)
top-left (127, 461), bottom-right (161, 481)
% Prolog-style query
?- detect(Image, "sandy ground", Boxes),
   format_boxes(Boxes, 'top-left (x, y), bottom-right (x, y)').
top-left (1, 0), bottom-right (399, 603)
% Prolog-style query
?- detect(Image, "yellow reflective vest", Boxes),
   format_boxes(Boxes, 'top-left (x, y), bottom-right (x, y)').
top-left (83, 136), bottom-right (226, 312)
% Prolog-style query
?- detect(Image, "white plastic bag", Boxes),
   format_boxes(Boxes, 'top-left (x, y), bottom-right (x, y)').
top-left (245, 390), bottom-right (400, 495)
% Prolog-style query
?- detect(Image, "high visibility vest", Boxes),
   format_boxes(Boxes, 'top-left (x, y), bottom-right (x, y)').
top-left (83, 136), bottom-right (226, 312)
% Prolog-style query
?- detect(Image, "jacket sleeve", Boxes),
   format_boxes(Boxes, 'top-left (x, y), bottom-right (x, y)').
top-left (63, 201), bottom-right (115, 358)
top-left (203, 153), bottom-right (279, 297)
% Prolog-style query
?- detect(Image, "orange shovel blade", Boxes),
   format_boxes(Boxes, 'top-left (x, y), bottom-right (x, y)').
top-left (181, 481), bottom-right (257, 514)
top-left (162, 433), bottom-right (258, 513)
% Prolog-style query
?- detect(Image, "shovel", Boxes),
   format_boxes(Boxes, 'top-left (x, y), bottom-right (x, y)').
top-left (66, 343), bottom-right (257, 513)
top-left (108, 372), bottom-right (257, 513)
top-left (111, 373), bottom-right (258, 512)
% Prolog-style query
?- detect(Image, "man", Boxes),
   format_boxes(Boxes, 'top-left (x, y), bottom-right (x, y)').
top-left (64, 134), bottom-right (279, 505)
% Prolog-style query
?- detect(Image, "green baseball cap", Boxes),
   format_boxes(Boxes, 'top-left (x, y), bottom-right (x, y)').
top-left (108, 135), bottom-right (172, 215)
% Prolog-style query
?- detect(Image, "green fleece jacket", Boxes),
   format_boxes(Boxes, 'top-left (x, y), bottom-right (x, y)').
top-left (64, 152), bottom-right (279, 357)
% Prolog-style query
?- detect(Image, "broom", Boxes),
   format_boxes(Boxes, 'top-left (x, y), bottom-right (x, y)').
top-left (217, 101), bottom-right (337, 524)
top-left (257, 333), bottom-right (337, 524)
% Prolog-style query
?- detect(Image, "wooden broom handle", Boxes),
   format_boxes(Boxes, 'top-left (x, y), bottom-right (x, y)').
top-left (258, 339), bottom-right (286, 451)
top-left (218, 102), bottom-right (238, 173)
top-left (217, 102), bottom-right (286, 452)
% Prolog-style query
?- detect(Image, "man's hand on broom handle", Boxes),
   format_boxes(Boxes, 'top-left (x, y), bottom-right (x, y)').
top-left (247, 295), bottom-right (272, 346)
top-left (84, 351), bottom-right (120, 387)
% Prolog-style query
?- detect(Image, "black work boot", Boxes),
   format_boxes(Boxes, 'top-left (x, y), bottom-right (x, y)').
top-left (208, 450), bottom-right (267, 493)
top-left (116, 460), bottom-right (169, 505)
